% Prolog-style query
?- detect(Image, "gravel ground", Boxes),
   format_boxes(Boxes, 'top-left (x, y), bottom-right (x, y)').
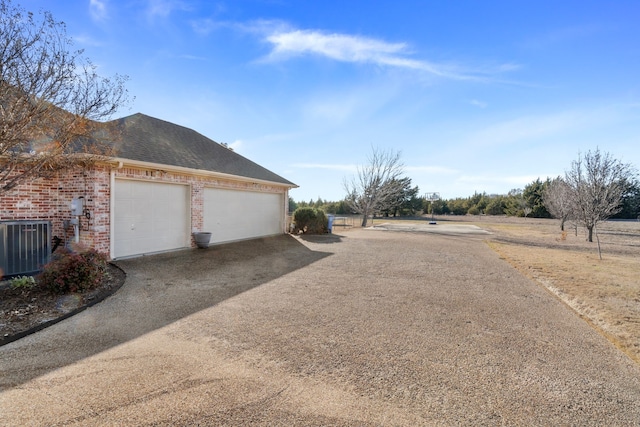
top-left (1, 228), bottom-right (640, 426)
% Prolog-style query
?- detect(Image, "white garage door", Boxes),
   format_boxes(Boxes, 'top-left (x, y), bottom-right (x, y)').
top-left (203, 188), bottom-right (283, 244)
top-left (114, 180), bottom-right (190, 258)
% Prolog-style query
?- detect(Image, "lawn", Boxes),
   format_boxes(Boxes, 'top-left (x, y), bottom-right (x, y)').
top-left (464, 216), bottom-right (640, 364)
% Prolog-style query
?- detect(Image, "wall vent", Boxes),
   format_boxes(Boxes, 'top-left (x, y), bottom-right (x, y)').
top-left (0, 221), bottom-right (51, 279)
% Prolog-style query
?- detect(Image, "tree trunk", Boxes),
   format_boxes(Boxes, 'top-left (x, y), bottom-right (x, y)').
top-left (361, 215), bottom-right (368, 227)
top-left (587, 225), bottom-right (594, 242)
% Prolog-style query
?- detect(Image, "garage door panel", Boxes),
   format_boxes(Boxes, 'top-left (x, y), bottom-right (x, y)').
top-left (114, 180), bottom-right (190, 258)
top-left (167, 203), bottom-right (187, 218)
top-left (115, 199), bottom-right (135, 217)
top-left (135, 221), bottom-right (154, 234)
top-left (203, 189), bottom-right (282, 244)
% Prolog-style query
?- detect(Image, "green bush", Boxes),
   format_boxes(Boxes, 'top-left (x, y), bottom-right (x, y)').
top-left (292, 207), bottom-right (328, 234)
top-left (9, 275), bottom-right (36, 289)
top-left (467, 206), bottom-right (480, 215)
top-left (37, 247), bottom-right (109, 294)
top-left (484, 197), bottom-right (506, 216)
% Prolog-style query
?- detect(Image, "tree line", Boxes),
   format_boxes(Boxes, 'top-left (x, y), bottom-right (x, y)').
top-left (291, 148), bottom-right (639, 242)
top-left (290, 184), bottom-right (423, 220)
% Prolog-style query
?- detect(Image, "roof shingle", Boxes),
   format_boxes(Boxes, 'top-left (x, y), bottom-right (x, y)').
top-left (111, 113), bottom-right (295, 187)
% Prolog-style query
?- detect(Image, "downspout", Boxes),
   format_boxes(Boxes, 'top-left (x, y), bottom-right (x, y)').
top-left (284, 188), bottom-right (290, 234)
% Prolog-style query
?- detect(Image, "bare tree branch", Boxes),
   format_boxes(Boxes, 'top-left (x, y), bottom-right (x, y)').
top-left (543, 177), bottom-right (573, 231)
top-left (564, 149), bottom-right (636, 242)
top-left (343, 147), bottom-right (404, 227)
top-left (0, 0), bottom-right (130, 194)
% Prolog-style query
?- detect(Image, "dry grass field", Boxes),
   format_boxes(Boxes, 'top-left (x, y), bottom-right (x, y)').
top-left (439, 215), bottom-right (640, 364)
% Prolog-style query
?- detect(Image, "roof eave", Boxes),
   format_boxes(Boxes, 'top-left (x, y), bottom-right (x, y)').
top-left (104, 157), bottom-right (298, 189)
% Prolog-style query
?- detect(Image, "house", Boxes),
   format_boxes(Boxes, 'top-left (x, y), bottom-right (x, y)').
top-left (0, 113), bottom-right (297, 260)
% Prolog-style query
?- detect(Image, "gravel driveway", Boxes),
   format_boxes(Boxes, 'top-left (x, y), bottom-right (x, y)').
top-left (1, 228), bottom-right (640, 425)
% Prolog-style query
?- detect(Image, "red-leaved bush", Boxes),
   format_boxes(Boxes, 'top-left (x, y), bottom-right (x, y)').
top-left (37, 247), bottom-right (109, 294)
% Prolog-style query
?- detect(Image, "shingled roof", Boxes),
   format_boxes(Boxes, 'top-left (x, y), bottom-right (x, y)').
top-left (110, 113), bottom-right (296, 187)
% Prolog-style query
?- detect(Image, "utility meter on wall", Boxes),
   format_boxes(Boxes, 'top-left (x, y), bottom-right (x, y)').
top-left (70, 198), bottom-right (83, 216)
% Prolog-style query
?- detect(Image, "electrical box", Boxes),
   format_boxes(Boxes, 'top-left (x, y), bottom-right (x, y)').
top-left (70, 197), bottom-right (83, 216)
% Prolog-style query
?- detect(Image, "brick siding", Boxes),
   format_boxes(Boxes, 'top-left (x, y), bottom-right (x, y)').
top-left (1, 164), bottom-right (289, 259)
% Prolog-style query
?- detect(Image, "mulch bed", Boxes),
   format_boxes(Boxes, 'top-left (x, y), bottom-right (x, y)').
top-left (0, 263), bottom-right (126, 346)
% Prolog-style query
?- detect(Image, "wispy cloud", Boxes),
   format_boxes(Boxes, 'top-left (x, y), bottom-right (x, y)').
top-left (292, 163), bottom-right (459, 176)
top-left (522, 24), bottom-right (605, 49)
top-left (301, 82), bottom-right (400, 125)
top-left (290, 161), bottom-right (460, 174)
top-left (406, 165), bottom-right (459, 174)
top-left (89, 0), bottom-right (108, 21)
top-left (189, 5), bottom-right (228, 35)
top-left (73, 34), bottom-right (104, 47)
top-left (251, 25), bottom-right (516, 81)
top-left (263, 29), bottom-right (475, 79)
top-left (292, 163), bottom-right (358, 172)
top-left (303, 95), bottom-right (361, 123)
top-left (178, 54), bottom-right (209, 61)
top-left (145, 0), bottom-right (191, 19)
top-left (468, 110), bottom-right (591, 147)
top-left (266, 30), bottom-right (407, 62)
top-left (465, 103), bottom-right (640, 149)
top-left (469, 99), bottom-right (488, 108)
top-left (191, 18), bottom-right (218, 35)
top-left (195, 20), bottom-right (517, 82)
top-left (455, 174), bottom-right (544, 192)
top-left (496, 63), bottom-right (522, 73)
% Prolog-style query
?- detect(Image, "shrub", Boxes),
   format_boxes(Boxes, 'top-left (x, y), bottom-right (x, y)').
top-left (484, 197), bottom-right (506, 216)
top-left (293, 207), bottom-right (328, 234)
top-left (467, 206), bottom-right (480, 216)
top-left (37, 247), bottom-right (109, 294)
top-left (10, 275), bottom-right (36, 289)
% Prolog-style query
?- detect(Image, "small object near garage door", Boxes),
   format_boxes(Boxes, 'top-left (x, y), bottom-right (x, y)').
top-left (114, 180), bottom-right (190, 258)
top-left (203, 188), bottom-right (283, 244)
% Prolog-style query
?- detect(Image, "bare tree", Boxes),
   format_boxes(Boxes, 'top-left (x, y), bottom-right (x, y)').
top-left (564, 149), bottom-right (636, 243)
top-left (0, 0), bottom-right (129, 194)
top-left (543, 177), bottom-right (573, 231)
top-left (344, 147), bottom-right (404, 227)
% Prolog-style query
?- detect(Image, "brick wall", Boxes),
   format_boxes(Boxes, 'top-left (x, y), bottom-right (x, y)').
top-left (0, 166), bottom-right (112, 253)
top-left (1, 164), bottom-right (290, 259)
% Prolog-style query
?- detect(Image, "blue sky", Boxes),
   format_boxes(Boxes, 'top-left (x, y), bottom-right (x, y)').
top-left (23, 0), bottom-right (640, 202)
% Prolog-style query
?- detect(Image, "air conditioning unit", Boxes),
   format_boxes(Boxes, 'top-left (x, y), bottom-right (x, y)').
top-left (0, 220), bottom-right (51, 279)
